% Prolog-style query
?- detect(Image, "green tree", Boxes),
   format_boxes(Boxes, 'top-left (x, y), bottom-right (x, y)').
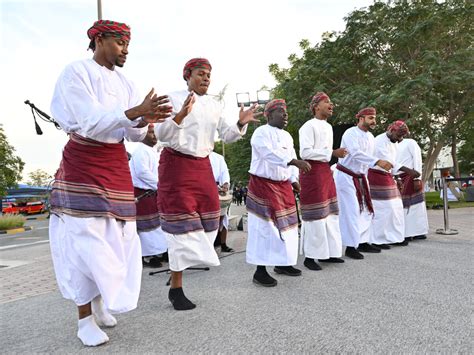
top-left (270, 0), bottom-right (473, 182)
top-left (0, 124), bottom-right (24, 197)
top-left (27, 169), bottom-right (52, 187)
top-left (458, 120), bottom-right (474, 174)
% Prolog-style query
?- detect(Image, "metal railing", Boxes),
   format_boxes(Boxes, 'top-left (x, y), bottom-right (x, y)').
top-left (436, 176), bottom-right (473, 235)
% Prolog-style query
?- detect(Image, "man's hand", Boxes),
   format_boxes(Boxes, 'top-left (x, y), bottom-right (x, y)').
top-left (237, 103), bottom-right (262, 128)
top-left (399, 167), bottom-right (421, 179)
top-left (376, 159), bottom-right (393, 171)
top-left (332, 148), bottom-right (348, 158)
top-left (413, 180), bottom-right (423, 192)
top-left (396, 179), bottom-right (403, 192)
top-left (173, 92), bottom-right (196, 125)
top-left (126, 88), bottom-right (172, 122)
top-left (292, 181), bottom-right (301, 193)
top-left (289, 159), bottom-right (312, 173)
top-left (409, 169), bottom-right (421, 178)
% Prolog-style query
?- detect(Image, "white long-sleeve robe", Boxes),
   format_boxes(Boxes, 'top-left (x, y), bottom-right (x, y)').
top-left (49, 59), bottom-right (146, 312)
top-left (155, 90), bottom-right (246, 157)
top-left (129, 144), bottom-right (168, 256)
top-left (396, 138), bottom-right (429, 237)
top-left (299, 118), bottom-right (342, 259)
top-left (209, 152), bottom-right (231, 229)
top-left (154, 90), bottom-right (246, 272)
top-left (246, 125), bottom-right (300, 266)
top-left (334, 126), bottom-right (377, 248)
top-left (370, 133), bottom-right (405, 244)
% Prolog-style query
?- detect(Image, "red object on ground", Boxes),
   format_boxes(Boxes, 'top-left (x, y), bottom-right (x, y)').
top-left (2, 201), bottom-right (45, 215)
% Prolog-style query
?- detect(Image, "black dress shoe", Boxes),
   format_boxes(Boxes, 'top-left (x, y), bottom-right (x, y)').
top-left (221, 244), bottom-right (234, 253)
top-left (413, 235), bottom-right (427, 240)
top-left (357, 243), bottom-right (381, 253)
top-left (318, 257), bottom-right (345, 263)
top-left (405, 237), bottom-right (413, 241)
top-left (169, 287), bottom-right (196, 311)
top-left (304, 258), bottom-right (322, 270)
top-left (253, 270), bottom-right (278, 287)
top-left (390, 239), bottom-right (409, 246)
top-left (274, 266), bottom-right (302, 276)
top-left (345, 247), bottom-right (364, 259)
top-left (373, 244), bottom-right (391, 250)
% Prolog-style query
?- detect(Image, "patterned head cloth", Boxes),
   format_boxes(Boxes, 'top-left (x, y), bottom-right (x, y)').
top-left (387, 120), bottom-right (410, 136)
top-left (87, 20), bottom-right (131, 42)
top-left (264, 99), bottom-right (287, 117)
top-left (183, 58), bottom-right (212, 81)
top-left (356, 107), bottom-right (376, 119)
top-left (309, 92), bottom-right (329, 114)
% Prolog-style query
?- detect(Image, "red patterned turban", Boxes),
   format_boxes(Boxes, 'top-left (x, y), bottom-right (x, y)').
top-left (387, 120), bottom-right (410, 136)
top-left (356, 107), bottom-right (376, 119)
top-left (264, 99), bottom-right (287, 117)
top-left (183, 58), bottom-right (212, 81)
top-left (309, 92), bottom-right (329, 114)
top-left (87, 20), bottom-right (131, 42)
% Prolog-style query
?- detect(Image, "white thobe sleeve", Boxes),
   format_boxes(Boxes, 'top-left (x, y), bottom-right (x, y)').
top-left (412, 141), bottom-right (423, 178)
top-left (131, 148), bottom-right (158, 190)
top-left (53, 65), bottom-right (142, 137)
top-left (378, 141), bottom-right (401, 173)
top-left (154, 94), bottom-right (183, 143)
top-left (221, 158), bottom-right (230, 185)
top-left (289, 146), bottom-right (299, 184)
top-left (217, 116), bottom-right (247, 144)
top-left (251, 128), bottom-right (293, 169)
top-left (345, 133), bottom-right (378, 167)
top-left (299, 125), bottom-right (332, 161)
top-left (124, 82), bottom-right (147, 142)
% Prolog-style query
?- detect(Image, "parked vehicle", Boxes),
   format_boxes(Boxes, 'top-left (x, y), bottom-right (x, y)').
top-left (2, 201), bottom-right (46, 215)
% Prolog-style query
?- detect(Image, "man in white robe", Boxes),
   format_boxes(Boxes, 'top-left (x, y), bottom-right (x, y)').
top-left (397, 138), bottom-right (429, 240)
top-left (246, 99), bottom-right (311, 287)
top-left (49, 20), bottom-right (171, 346)
top-left (155, 58), bottom-right (260, 310)
top-left (334, 107), bottom-right (392, 259)
top-left (209, 151), bottom-right (234, 252)
top-left (129, 124), bottom-right (168, 267)
top-left (369, 121), bottom-right (417, 247)
top-left (299, 92), bottom-right (347, 271)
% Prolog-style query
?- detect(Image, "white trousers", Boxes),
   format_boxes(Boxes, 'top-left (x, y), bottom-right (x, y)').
top-left (404, 202), bottom-right (429, 237)
top-left (246, 212), bottom-right (299, 266)
top-left (335, 171), bottom-right (372, 248)
top-left (139, 226), bottom-right (168, 256)
top-left (300, 215), bottom-right (342, 259)
top-left (370, 198), bottom-right (405, 244)
top-left (166, 229), bottom-right (220, 272)
top-left (49, 214), bottom-right (142, 313)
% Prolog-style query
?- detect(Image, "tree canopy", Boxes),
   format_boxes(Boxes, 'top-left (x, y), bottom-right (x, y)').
top-left (269, 0), bottom-right (473, 181)
top-left (0, 124), bottom-right (24, 197)
top-left (26, 169), bottom-right (53, 187)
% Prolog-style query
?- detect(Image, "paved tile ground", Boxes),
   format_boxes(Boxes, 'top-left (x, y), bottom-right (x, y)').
top-left (0, 206), bottom-right (472, 353)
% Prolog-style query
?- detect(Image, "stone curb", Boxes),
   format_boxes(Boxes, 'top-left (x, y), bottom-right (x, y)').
top-left (0, 226), bottom-right (33, 235)
top-left (25, 215), bottom-right (49, 221)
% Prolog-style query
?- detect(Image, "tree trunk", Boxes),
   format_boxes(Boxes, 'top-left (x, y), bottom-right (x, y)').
top-left (451, 134), bottom-right (460, 178)
top-left (423, 138), bottom-right (445, 183)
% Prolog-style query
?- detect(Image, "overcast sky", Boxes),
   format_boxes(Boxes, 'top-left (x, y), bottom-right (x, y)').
top-left (1, 0), bottom-right (374, 182)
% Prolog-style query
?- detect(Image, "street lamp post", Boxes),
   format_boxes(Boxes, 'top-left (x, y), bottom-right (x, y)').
top-left (97, 0), bottom-right (102, 20)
